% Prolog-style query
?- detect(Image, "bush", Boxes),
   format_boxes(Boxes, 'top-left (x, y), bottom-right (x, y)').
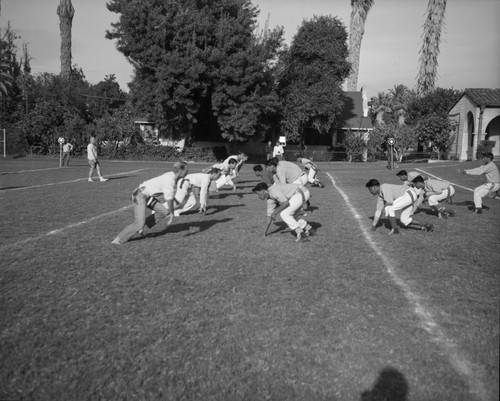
top-left (98, 143), bottom-right (227, 162)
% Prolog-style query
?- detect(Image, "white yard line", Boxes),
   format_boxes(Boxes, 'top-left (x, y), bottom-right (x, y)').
top-left (325, 172), bottom-right (489, 401)
top-left (0, 205), bottom-right (132, 253)
top-left (0, 169), bottom-right (148, 192)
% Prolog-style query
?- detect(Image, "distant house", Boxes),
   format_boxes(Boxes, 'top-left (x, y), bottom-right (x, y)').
top-left (448, 88), bottom-right (500, 161)
top-left (334, 88), bottom-right (374, 145)
top-left (134, 118), bottom-right (158, 141)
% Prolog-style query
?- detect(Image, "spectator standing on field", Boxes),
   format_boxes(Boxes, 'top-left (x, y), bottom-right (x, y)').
top-left (61, 140), bottom-right (73, 166)
top-left (272, 141), bottom-right (284, 160)
top-left (111, 161), bottom-right (188, 245)
top-left (265, 141), bottom-right (273, 160)
top-left (459, 152), bottom-right (500, 214)
top-left (87, 136), bottom-right (108, 182)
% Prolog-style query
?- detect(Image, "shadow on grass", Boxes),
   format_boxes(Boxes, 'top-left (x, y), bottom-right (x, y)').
top-left (0, 186), bottom-right (25, 190)
top-left (268, 221), bottom-right (323, 237)
top-left (360, 366), bottom-right (408, 401)
top-left (136, 218), bottom-right (233, 240)
top-left (211, 192), bottom-right (251, 199)
top-left (104, 175), bottom-right (138, 181)
top-left (206, 204), bottom-right (246, 215)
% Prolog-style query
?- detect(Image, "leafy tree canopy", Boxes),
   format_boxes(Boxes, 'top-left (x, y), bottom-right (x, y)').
top-left (406, 87), bottom-right (462, 125)
top-left (278, 15), bottom-right (350, 143)
top-left (106, 0), bottom-right (284, 142)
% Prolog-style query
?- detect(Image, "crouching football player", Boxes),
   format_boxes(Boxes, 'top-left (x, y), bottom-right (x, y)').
top-left (167, 168), bottom-right (221, 216)
top-left (252, 182), bottom-right (315, 242)
top-left (366, 177), bottom-right (433, 235)
top-left (423, 178), bottom-right (456, 218)
top-left (111, 161), bottom-right (188, 245)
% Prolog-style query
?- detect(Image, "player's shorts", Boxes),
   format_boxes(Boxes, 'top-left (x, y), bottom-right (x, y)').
top-left (88, 159), bottom-right (99, 168)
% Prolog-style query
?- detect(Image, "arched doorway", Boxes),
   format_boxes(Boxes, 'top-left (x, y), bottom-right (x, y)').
top-left (485, 115), bottom-right (500, 157)
top-left (466, 111), bottom-right (475, 160)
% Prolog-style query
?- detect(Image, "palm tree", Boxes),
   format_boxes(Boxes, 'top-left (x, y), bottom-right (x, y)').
top-left (388, 84), bottom-right (415, 126)
top-left (416, 0), bottom-right (447, 96)
top-left (57, 0), bottom-right (75, 79)
top-left (346, 0), bottom-right (374, 91)
top-left (369, 92), bottom-right (391, 126)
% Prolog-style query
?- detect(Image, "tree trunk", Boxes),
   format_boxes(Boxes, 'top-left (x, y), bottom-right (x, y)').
top-left (417, 0), bottom-right (447, 95)
top-left (57, 0), bottom-right (75, 80)
top-left (346, 0), bottom-right (374, 91)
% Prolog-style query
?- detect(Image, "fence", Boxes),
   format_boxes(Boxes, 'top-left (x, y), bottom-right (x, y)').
top-left (0, 128), bottom-right (25, 157)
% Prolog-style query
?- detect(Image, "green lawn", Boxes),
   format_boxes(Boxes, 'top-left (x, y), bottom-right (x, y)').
top-left (1, 157), bottom-right (498, 401)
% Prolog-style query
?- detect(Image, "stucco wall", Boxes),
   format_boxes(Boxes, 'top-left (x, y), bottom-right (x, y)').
top-left (450, 97), bottom-right (500, 161)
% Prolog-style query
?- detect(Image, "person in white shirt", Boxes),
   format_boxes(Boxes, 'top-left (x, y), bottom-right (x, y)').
top-left (423, 178), bottom-right (456, 218)
top-left (296, 154), bottom-right (324, 187)
top-left (168, 168), bottom-right (221, 216)
top-left (366, 177), bottom-right (434, 234)
top-left (459, 152), bottom-right (500, 213)
top-left (272, 141), bottom-right (284, 160)
top-left (205, 156), bottom-right (238, 190)
top-left (61, 140), bottom-right (74, 166)
top-left (252, 181), bottom-right (315, 242)
top-left (111, 162), bottom-right (188, 245)
top-left (87, 136), bottom-right (108, 182)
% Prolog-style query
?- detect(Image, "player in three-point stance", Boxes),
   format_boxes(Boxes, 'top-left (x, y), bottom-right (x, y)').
top-left (459, 152), bottom-right (500, 214)
top-left (423, 178), bottom-right (456, 218)
top-left (206, 153), bottom-right (246, 191)
top-left (168, 168), bottom-right (221, 216)
top-left (366, 177), bottom-right (433, 234)
top-left (111, 161), bottom-right (188, 245)
top-left (295, 153), bottom-right (325, 187)
top-left (253, 164), bottom-right (274, 186)
top-left (252, 182), bottom-right (315, 242)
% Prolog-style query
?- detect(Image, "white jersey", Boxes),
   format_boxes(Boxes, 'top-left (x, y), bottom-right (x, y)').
top-left (180, 173), bottom-right (211, 207)
top-left (140, 171), bottom-right (177, 201)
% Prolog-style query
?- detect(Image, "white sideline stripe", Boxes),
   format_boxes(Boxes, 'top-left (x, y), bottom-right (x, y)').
top-left (325, 172), bottom-right (489, 401)
top-left (416, 167), bottom-right (500, 200)
top-left (0, 205), bottom-right (132, 252)
top-left (2, 166), bottom-right (64, 174)
top-left (0, 169), bottom-right (148, 192)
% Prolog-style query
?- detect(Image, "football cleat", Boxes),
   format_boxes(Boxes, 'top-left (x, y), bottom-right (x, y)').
top-left (388, 228), bottom-right (400, 235)
top-left (422, 224), bottom-right (434, 232)
top-left (305, 228), bottom-right (316, 237)
top-left (473, 208), bottom-right (483, 214)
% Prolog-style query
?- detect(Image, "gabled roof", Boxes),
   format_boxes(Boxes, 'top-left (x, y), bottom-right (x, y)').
top-left (464, 88), bottom-right (500, 107)
top-left (340, 91), bottom-right (373, 130)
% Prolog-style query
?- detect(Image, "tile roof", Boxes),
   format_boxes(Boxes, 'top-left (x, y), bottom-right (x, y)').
top-left (464, 88), bottom-right (500, 107)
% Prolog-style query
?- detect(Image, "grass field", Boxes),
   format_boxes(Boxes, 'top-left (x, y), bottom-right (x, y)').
top-left (1, 157), bottom-right (499, 401)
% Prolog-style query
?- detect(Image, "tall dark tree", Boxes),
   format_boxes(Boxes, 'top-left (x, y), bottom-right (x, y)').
top-left (57, 0), bottom-right (75, 79)
top-left (106, 0), bottom-right (284, 142)
top-left (278, 15), bottom-right (350, 144)
top-left (0, 23), bottom-right (23, 125)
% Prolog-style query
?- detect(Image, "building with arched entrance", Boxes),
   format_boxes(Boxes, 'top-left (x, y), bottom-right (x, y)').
top-left (448, 88), bottom-right (500, 161)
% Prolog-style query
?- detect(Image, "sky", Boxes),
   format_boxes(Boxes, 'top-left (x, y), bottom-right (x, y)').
top-left (2, 0), bottom-right (499, 98)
